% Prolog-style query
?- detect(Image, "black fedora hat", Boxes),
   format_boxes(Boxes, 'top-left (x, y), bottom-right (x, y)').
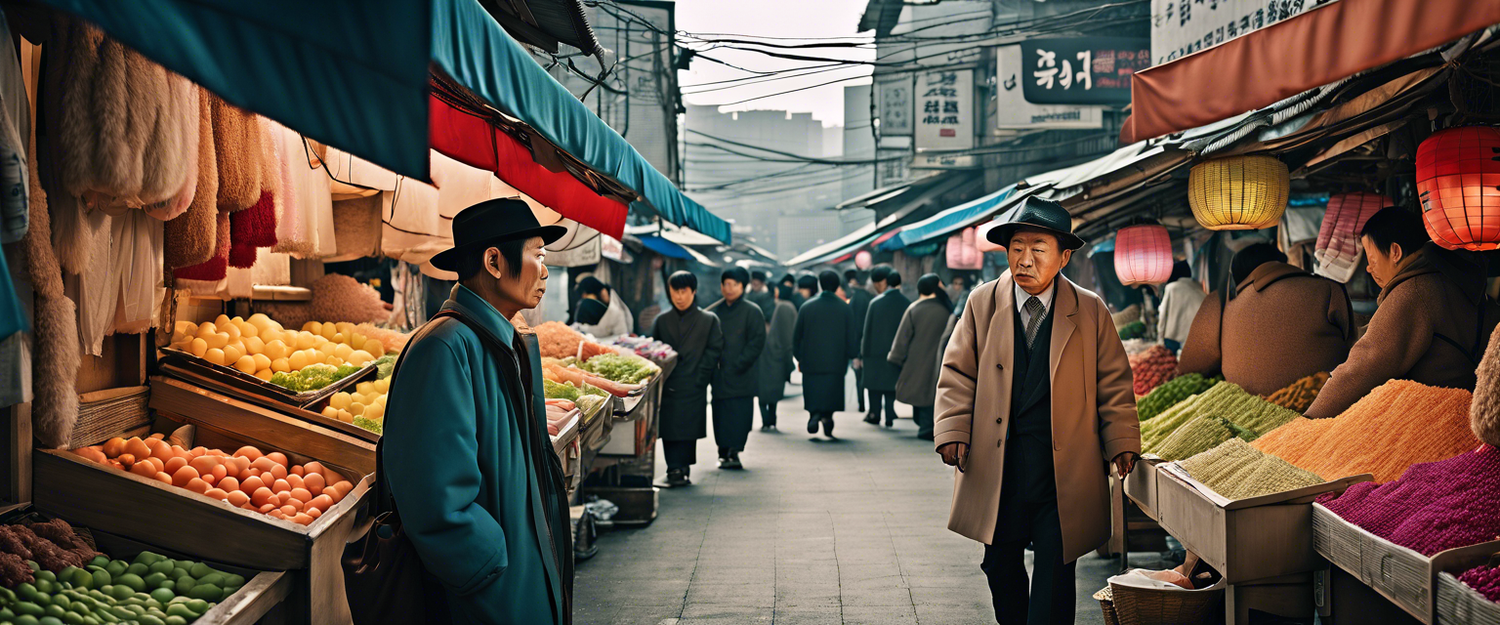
top-left (984, 197), bottom-right (1086, 251)
top-left (430, 198), bottom-right (568, 272)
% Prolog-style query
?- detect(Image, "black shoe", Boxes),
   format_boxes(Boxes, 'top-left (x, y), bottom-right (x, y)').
top-left (807, 415), bottom-right (820, 434)
top-left (885, 417), bottom-right (895, 428)
top-left (822, 417), bottom-right (836, 438)
top-left (863, 413), bottom-right (880, 425)
top-left (917, 432), bottom-right (934, 441)
top-left (723, 453), bottom-right (744, 470)
top-left (664, 468), bottom-right (691, 487)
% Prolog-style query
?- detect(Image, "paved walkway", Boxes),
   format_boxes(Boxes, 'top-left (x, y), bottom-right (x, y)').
top-left (574, 386), bottom-right (1161, 624)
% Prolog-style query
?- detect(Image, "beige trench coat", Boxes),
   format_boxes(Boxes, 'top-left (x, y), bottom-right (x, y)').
top-left (934, 272), bottom-right (1139, 562)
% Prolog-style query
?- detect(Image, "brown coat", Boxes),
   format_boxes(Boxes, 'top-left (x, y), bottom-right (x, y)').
top-left (889, 297), bottom-right (951, 407)
top-left (934, 272), bottom-right (1139, 561)
top-left (1177, 262), bottom-right (1355, 397)
top-left (1307, 245), bottom-right (1499, 418)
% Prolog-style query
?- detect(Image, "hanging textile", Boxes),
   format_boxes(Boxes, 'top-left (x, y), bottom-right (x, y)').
top-left (267, 120), bottom-right (336, 258)
top-left (0, 7), bottom-right (28, 246)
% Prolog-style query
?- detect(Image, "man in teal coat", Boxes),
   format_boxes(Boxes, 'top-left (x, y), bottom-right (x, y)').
top-left (383, 199), bottom-right (572, 624)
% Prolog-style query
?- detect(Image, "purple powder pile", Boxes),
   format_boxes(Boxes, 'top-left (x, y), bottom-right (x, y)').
top-left (1318, 444), bottom-right (1500, 556)
top-left (1458, 564), bottom-right (1500, 603)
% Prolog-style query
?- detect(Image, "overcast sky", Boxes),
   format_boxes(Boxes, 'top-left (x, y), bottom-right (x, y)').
top-left (674, 0), bottom-right (876, 127)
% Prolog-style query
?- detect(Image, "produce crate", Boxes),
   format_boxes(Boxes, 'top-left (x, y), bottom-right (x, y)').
top-left (1155, 463), bottom-right (1369, 585)
top-left (1314, 503), bottom-right (1500, 624)
top-left (157, 347), bottom-right (375, 411)
top-left (0, 507), bottom-right (293, 625)
top-left (71, 386), bottom-right (152, 449)
top-left (33, 437), bottom-right (372, 624)
top-left (1124, 457), bottom-right (1161, 519)
top-left (150, 376), bottom-right (376, 476)
top-left (1435, 544), bottom-right (1500, 625)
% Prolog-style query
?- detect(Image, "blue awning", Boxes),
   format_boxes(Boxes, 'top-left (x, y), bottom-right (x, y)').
top-left (636, 235), bottom-right (694, 261)
top-left (41, 0), bottom-right (731, 244)
top-left (879, 184), bottom-right (1025, 251)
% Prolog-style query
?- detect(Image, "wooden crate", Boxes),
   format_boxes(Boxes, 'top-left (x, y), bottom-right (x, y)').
top-left (1123, 457), bottom-right (1161, 519)
top-left (1437, 572), bottom-right (1500, 625)
top-left (150, 376), bottom-right (375, 476)
top-left (88, 529), bottom-right (291, 625)
top-left (154, 367), bottom-right (380, 446)
top-left (1315, 503), bottom-right (1500, 624)
top-left (1154, 463), bottom-right (1369, 585)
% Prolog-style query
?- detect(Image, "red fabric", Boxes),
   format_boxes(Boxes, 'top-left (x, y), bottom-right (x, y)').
top-left (175, 209), bottom-right (231, 281)
top-left (428, 95), bottom-right (627, 239)
top-left (1127, 0), bottom-right (1500, 142)
top-left (228, 191), bottom-right (278, 268)
top-left (1417, 127), bottom-right (1500, 251)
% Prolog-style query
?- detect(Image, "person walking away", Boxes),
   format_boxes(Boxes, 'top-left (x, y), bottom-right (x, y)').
top-left (755, 283), bottom-right (798, 431)
top-left (1177, 243), bottom-right (1356, 396)
top-left (793, 270), bottom-right (859, 438)
top-left (939, 273), bottom-right (979, 364)
top-left (571, 277), bottom-right (632, 338)
top-left (780, 274), bottom-right (803, 309)
top-left (381, 199), bottom-right (572, 624)
top-left (706, 267), bottom-right (767, 469)
top-left (889, 274), bottom-right (952, 440)
top-left (934, 198), bottom-right (1139, 625)
top-left (795, 274), bottom-right (816, 308)
top-left (869, 264), bottom-right (893, 296)
top-left (1157, 261), bottom-right (1205, 353)
top-left (862, 270), bottom-right (909, 426)
top-left (651, 271), bottom-right (724, 487)
top-left (845, 269), bottom-right (874, 413)
top-left (747, 270), bottom-right (776, 320)
top-left (1306, 206), bottom-right (1500, 418)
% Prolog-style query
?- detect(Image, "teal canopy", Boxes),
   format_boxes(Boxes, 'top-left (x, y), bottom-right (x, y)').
top-left (39, 0), bottom-right (730, 243)
top-left (879, 184), bottom-right (1022, 251)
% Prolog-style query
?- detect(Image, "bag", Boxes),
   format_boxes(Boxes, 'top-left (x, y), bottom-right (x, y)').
top-left (342, 318), bottom-right (453, 625)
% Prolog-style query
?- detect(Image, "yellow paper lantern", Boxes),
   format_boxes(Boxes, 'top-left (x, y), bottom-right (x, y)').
top-left (1187, 156), bottom-right (1290, 230)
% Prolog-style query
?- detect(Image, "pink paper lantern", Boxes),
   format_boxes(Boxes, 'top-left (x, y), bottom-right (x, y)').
top-left (947, 227), bottom-right (983, 270)
top-left (854, 250), bottom-right (873, 270)
top-left (1416, 126), bottom-right (1500, 251)
top-left (976, 221), bottom-right (1005, 253)
top-left (1315, 192), bottom-right (1387, 283)
top-left (1114, 223), bottom-right (1173, 286)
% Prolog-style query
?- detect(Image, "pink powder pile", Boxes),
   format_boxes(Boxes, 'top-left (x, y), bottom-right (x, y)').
top-left (1458, 564), bottom-right (1500, 603)
top-left (1318, 444), bottom-right (1500, 556)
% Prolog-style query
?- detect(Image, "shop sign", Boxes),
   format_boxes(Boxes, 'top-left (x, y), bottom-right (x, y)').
top-left (601, 235), bottom-right (624, 261)
top-left (876, 77), bottom-right (913, 136)
top-left (914, 69), bottom-right (973, 152)
top-left (1151, 0), bottom-right (1333, 66)
top-left (995, 45), bottom-right (1104, 130)
top-left (1020, 38), bottom-right (1149, 105)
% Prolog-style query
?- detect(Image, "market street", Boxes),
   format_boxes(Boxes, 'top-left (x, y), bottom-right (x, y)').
top-left (575, 385), bottom-right (1167, 624)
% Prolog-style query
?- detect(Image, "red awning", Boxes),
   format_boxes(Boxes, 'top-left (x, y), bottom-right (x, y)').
top-left (428, 93), bottom-right (628, 239)
top-left (1127, 0), bottom-right (1500, 143)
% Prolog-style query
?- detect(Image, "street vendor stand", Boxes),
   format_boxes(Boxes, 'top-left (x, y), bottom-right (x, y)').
top-left (584, 354), bottom-right (675, 526)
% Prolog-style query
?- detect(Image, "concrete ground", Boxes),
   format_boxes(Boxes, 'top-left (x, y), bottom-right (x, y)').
top-left (574, 383), bottom-right (1167, 625)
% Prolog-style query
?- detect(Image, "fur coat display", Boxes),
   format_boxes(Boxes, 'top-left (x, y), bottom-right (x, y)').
top-left (1473, 323), bottom-right (1500, 447)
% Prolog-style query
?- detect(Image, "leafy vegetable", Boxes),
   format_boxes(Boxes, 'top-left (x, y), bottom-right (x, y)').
top-left (374, 353), bottom-right (398, 381)
top-left (352, 417), bottom-right (383, 435)
top-left (1118, 320), bottom-right (1147, 340)
top-left (268, 363), bottom-right (362, 392)
top-left (1137, 373), bottom-right (1219, 421)
top-left (580, 353), bottom-right (660, 384)
top-left (544, 379), bottom-right (582, 401)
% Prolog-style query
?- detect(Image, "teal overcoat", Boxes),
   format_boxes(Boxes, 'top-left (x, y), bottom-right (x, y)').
top-left (384, 285), bottom-right (570, 624)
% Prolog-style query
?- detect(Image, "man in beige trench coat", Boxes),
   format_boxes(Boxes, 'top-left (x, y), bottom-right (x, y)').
top-left (934, 197), bottom-right (1140, 624)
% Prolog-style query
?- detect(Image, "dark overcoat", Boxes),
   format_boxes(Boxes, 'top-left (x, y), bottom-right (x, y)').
top-left (746, 289), bottom-right (776, 320)
top-left (889, 297), bottom-right (951, 407)
top-left (756, 299), bottom-right (797, 401)
top-left (793, 292), bottom-right (859, 412)
top-left (861, 289), bottom-right (911, 392)
top-left (652, 307), bottom-right (723, 441)
top-left (707, 297), bottom-right (767, 399)
top-left (847, 286), bottom-right (873, 345)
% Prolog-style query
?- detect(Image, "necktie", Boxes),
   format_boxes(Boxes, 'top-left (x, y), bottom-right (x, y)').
top-left (1024, 296), bottom-right (1045, 349)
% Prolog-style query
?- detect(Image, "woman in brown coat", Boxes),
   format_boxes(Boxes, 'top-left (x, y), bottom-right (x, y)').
top-left (1177, 243), bottom-right (1356, 396)
top-left (1307, 208), bottom-right (1500, 418)
top-left (888, 274), bottom-right (953, 440)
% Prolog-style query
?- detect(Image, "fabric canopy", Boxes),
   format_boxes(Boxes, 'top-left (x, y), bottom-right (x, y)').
top-left (1127, 0), bottom-right (1500, 142)
top-left (879, 184), bottom-right (1023, 251)
top-left (41, 0), bottom-right (728, 243)
top-left (636, 235), bottom-right (694, 261)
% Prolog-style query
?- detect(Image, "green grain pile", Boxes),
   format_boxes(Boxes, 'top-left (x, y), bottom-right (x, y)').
top-left (1141, 381), bottom-right (1300, 452)
top-left (1137, 373), bottom-right (1220, 421)
top-left (1180, 438), bottom-right (1326, 500)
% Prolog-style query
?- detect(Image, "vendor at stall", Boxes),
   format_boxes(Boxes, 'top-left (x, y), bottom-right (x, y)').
top-left (572, 276), bottom-right (633, 338)
top-left (1177, 243), bottom-right (1356, 396)
top-left (1306, 207), bottom-right (1500, 418)
top-left (1157, 261), bottom-right (1205, 353)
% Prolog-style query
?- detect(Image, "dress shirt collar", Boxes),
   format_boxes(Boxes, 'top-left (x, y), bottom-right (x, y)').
top-left (1013, 280), bottom-right (1056, 326)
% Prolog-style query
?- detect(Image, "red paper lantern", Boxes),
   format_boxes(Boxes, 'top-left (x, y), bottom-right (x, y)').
top-left (946, 227), bottom-right (983, 270)
top-left (1416, 126), bottom-right (1500, 251)
top-left (1114, 223), bottom-right (1173, 286)
top-left (1315, 192), bottom-right (1387, 283)
top-left (854, 250), bottom-right (872, 270)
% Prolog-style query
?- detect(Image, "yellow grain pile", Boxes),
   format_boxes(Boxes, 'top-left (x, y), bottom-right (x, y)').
top-left (1251, 380), bottom-right (1477, 482)
top-left (1264, 372), bottom-right (1330, 413)
top-left (1180, 438), bottom-right (1326, 500)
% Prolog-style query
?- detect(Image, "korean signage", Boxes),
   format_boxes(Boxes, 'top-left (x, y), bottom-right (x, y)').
top-left (1020, 38), bottom-right (1150, 105)
top-left (1151, 0), bottom-right (1332, 66)
top-left (995, 45), bottom-right (1103, 130)
top-left (875, 77), bottom-right (913, 136)
top-left (914, 69), bottom-right (973, 152)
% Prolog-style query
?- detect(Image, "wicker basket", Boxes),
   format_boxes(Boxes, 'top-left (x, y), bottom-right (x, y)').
top-left (1110, 575), bottom-right (1226, 625)
top-left (1095, 586), bottom-right (1121, 625)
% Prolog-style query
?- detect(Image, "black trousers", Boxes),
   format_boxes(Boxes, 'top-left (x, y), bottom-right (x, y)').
top-left (912, 405), bottom-right (934, 437)
top-left (758, 400), bottom-right (777, 427)
top-left (980, 498), bottom-right (1075, 625)
top-left (662, 439), bottom-right (697, 472)
top-left (867, 389), bottom-right (897, 420)
top-left (854, 367), bottom-right (866, 411)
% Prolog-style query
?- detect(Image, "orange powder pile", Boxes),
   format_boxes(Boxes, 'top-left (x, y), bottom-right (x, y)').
top-left (1251, 380), bottom-right (1477, 482)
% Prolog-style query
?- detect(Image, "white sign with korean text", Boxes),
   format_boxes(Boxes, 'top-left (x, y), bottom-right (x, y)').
top-left (915, 69), bottom-right (973, 152)
top-left (876, 77), bottom-right (913, 136)
top-left (1151, 0), bottom-right (1334, 66)
top-left (995, 45), bottom-right (1103, 130)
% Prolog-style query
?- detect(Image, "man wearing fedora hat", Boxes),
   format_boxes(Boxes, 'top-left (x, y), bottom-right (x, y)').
top-left (381, 198), bottom-right (573, 624)
top-left (932, 197), bottom-right (1140, 624)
